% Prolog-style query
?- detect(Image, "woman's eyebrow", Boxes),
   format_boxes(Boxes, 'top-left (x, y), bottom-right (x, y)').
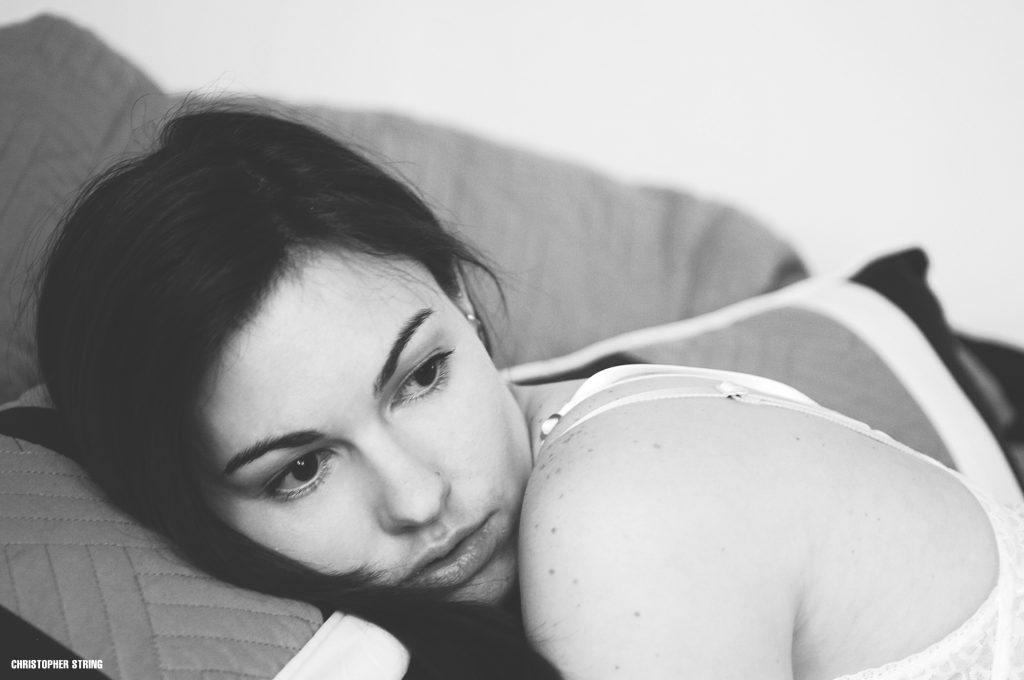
top-left (373, 308), bottom-right (433, 396)
top-left (223, 430), bottom-right (325, 476)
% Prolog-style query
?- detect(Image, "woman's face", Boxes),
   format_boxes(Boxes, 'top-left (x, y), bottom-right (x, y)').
top-left (197, 252), bottom-right (532, 603)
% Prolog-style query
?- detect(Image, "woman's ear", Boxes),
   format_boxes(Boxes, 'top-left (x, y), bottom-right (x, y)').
top-left (452, 270), bottom-right (476, 319)
top-left (452, 270), bottom-right (489, 349)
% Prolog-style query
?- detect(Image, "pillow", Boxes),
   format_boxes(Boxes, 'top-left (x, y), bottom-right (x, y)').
top-left (507, 249), bottom-right (1023, 506)
top-left (0, 14), bottom-right (806, 403)
top-left (0, 432), bottom-right (326, 679)
top-left (0, 400), bottom-right (413, 679)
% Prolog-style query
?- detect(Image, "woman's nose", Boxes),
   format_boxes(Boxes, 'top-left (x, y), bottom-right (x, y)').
top-left (371, 443), bottom-right (451, 532)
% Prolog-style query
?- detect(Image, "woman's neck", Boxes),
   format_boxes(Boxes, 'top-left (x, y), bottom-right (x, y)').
top-left (507, 379), bottom-right (584, 465)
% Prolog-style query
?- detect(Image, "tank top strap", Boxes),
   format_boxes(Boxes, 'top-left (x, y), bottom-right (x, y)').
top-left (538, 364), bottom-right (817, 443)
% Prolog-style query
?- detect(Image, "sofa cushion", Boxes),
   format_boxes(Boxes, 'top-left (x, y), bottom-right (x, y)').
top-left (0, 433), bottom-right (323, 679)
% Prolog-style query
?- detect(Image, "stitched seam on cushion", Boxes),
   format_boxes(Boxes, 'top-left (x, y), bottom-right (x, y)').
top-left (136, 571), bottom-right (223, 580)
top-left (147, 601), bottom-right (319, 627)
top-left (4, 546), bottom-right (23, 615)
top-left (45, 546), bottom-right (73, 644)
top-left (0, 448), bottom-right (66, 459)
top-left (0, 515), bottom-right (136, 525)
top-left (159, 633), bottom-right (298, 651)
top-left (0, 491), bottom-right (106, 502)
top-left (138, 569), bottom-right (320, 627)
top-left (13, 439), bottom-right (36, 453)
top-left (172, 669), bottom-right (270, 678)
top-left (1, 447), bottom-right (45, 456)
top-left (126, 549), bottom-right (163, 675)
top-left (3, 541), bottom-right (155, 549)
top-left (86, 546), bottom-right (122, 678)
top-left (2, 469), bottom-right (91, 479)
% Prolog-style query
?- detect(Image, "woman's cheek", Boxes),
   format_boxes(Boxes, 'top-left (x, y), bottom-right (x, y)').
top-left (258, 476), bottom-right (374, 572)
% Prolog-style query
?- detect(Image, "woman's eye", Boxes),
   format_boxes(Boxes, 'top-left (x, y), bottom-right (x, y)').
top-left (396, 350), bottom-right (453, 404)
top-left (269, 450), bottom-right (331, 500)
top-left (412, 359), bottom-right (440, 387)
top-left (290, 453), bottom-right (319, 482)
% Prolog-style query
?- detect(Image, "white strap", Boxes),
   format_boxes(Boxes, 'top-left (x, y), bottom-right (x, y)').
top-left (795, 282), bottom-right (1022, 505)
top-left (549, 364), bottom-right (817, 422)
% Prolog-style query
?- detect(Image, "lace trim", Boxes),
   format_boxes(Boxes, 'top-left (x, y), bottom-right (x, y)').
top-left (828, 587), bottom-right (998, 679)
top-left (831, 503), bottom-right (1024, 679)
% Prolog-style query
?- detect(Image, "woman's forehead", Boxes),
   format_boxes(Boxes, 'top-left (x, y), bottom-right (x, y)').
top-left (219, 253), bottom-right (445, 372)
top-left (199, 252), bottom-right (454, 430)
top-left (284, 251), bottom-right (445, 306)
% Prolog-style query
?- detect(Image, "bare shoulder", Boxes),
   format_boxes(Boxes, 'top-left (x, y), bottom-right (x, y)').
top-left (518, 391), bottom-right (997, 679)
top-left (519, 396), bottom-right (808, 679)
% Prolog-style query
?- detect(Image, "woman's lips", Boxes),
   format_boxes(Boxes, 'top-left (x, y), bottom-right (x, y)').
top-left (407, 514), bottom-right (500, 589)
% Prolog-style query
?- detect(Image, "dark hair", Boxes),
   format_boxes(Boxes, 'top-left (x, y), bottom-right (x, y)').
top-left (35, 105), bottom-right (559, 680)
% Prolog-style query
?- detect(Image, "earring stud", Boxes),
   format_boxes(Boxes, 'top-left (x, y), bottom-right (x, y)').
top-left (464, 310), bottom-right (486, 343)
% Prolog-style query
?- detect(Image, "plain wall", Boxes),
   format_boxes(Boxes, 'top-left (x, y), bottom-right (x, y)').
top-left (3, 0), bottom-right (1022, 346)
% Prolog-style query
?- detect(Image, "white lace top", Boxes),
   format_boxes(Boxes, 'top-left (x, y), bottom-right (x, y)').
top-left (541, 364), bottom-right (1024, 680)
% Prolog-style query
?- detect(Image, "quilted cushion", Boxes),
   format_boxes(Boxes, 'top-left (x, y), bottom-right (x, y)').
top-left (0, 435), bottom-right (322, 679)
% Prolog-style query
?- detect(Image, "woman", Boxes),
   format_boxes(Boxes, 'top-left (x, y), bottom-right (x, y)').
top-left (34, 106), bottom-right (1023, 679)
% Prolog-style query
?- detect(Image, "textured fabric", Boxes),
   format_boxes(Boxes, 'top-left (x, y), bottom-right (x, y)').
top-left (832, 499), bottom-right (1024, 679)
top-left (0, 436), bottom-right (323, 679)
top-left (0, 14), bottom-right (805, 403)
top-left (543, 364), bottom-right (1024, 680)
